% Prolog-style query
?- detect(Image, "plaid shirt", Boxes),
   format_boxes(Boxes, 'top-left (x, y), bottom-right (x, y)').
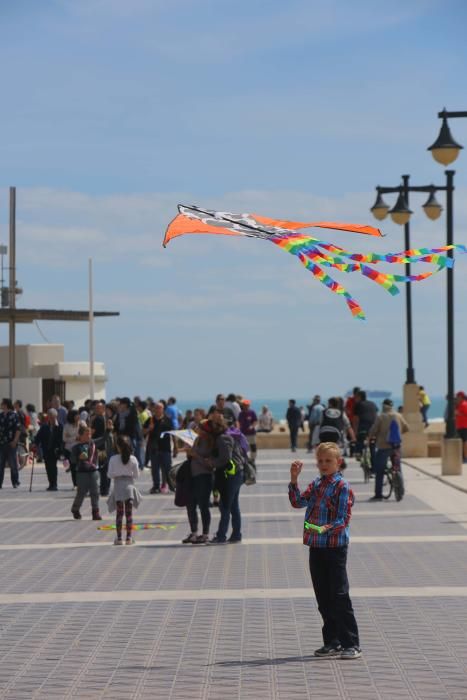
top-left (288, 472), bottom-right (354, 548)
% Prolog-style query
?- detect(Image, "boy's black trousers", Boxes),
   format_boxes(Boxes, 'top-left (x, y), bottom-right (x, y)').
top-left (308, 545), bottom-right (360, 649)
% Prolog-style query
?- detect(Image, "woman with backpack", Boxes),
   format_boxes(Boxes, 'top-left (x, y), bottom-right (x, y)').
top-left (209, 408), bottom-right (247, 544)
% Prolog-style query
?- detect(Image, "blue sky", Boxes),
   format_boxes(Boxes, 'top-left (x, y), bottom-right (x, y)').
top-left (1, 0), bottom-right (467, 400)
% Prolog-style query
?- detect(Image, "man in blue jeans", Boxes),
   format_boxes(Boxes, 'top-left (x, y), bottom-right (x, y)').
top-left (0, 398), bottom-right (21, 489)
top-left (368, 399), bottom-right (408, 501)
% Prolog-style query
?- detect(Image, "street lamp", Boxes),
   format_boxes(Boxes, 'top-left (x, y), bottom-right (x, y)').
top-left (370, 175), bottom-right (421, 385)
top-left (429, 108), bottom-right (467, 472)
top-left (371, 173), bottom-right (455, 460)
top-left (422, 189), bottom-right (443, 221)
top-left (428, 109), bottom-right (465, 165)
top-left (389, 192), bottom-right (412, 226)
top-left (370, 191), bottom-right (390, 220)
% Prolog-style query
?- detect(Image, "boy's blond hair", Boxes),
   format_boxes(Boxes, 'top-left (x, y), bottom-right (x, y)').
top-left (316, 442), bottom-right (341, 459)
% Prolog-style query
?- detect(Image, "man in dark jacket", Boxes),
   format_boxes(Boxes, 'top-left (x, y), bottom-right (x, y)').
top-left (286, 399), bottom-right (302, 452)
top-left (354, 390), bottom-right (378, 456)
top-left (35, 408), bottom-right (63, 491)
top-left (146, 402), bottom-right (173, 494)
top-left (91, 401), bottom-right (109, 496)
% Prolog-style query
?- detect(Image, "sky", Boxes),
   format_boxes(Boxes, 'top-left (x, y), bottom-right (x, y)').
top-left (1, 0), bottom-right (467, 401)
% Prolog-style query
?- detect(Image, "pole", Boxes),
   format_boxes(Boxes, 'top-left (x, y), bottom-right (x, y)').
top-left (89, 258), bottom-right (95, 400)
top-left (402, 176), bottom-right (415, 384)
top-left (445, 170), bottom-right (455, 438)
top-left (8, 187), bottom-right (16, 401)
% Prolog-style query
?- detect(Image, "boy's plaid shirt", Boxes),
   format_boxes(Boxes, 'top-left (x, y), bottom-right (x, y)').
top-left (288, 472), bottom-right (354, 548)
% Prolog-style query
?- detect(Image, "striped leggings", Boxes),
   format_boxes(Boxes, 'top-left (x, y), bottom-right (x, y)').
top-left (116, 499), bottom-right (133, 539)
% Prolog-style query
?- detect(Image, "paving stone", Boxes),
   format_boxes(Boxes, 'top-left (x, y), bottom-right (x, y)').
top-left (1, 451), bottom-right (467, 698)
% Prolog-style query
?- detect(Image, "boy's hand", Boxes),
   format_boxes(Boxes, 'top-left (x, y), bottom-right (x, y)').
top-left (290, 460), bottom-right (303, 483)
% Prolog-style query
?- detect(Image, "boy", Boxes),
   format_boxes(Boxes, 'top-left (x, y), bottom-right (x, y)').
top-left (288, 442), bottom-right (361, 659)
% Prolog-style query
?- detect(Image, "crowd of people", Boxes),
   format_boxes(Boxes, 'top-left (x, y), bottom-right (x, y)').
top-left (1, 386), bottom-right (467, 539)
top-left (0, 393), bottom-right (261, 545)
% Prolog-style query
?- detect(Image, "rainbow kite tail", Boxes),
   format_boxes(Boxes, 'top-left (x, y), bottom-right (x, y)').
top-left (298, 254), bottom-right (366, 320)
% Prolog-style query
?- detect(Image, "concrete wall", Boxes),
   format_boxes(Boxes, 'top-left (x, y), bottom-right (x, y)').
top-left (0, 345), bottom-right (30, 377)
top-left (0, 345), bottom-right (108, 405)
top-left (0, 378), bottom-right (42, 408)
top-left (57, 362), bottom-right (107, 381)
top-left (29, 345), bottom-right (64, 367)
top-left (0, 344), bottom-right (65, 378)
top-left (64, 378), bottom-right (106, 406)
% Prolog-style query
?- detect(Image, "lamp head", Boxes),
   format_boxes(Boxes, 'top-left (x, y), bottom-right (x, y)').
top-left (370, 190), bottom-right (389, 220)
top-left (422, 189), bottom-right (443, 221)
top-left (389, 192), bottom-right (412, 226)
top-left (428, 117), bottom-right (463, 166)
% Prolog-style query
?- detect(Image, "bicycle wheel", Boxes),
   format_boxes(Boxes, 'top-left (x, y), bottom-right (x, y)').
top-left (382, 468), bottom-right (393, 500)
top-left (361, 452), bottom-right (371, 483)
top-left (392, 471), bottom-right (405, 501)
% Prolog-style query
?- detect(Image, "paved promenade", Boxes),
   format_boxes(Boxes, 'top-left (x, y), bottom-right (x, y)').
top-left (1, 451), bottom-right (467, 699)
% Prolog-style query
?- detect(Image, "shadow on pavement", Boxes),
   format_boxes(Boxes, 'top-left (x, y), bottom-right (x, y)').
top-left (212, 654), bottom-right (316, 667)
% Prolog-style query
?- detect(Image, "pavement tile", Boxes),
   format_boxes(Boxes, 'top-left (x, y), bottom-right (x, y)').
top-left (1, 451), bottom-right (467, 698)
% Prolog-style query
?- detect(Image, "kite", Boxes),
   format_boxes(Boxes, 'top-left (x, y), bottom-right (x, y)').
top-left (163, 205), bottom-right (467, 320)
top-left (98, 523), bottom-right (177, 531)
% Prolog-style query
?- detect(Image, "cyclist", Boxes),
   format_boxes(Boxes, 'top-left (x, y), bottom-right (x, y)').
top-left (353, 390), bottom-right (378, 459)
top-left (368, 399), bottom-right (408, 502)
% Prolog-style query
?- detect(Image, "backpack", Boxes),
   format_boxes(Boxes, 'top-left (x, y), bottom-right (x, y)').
top-left (387, 417), bottom-right (401, 446)
top-left (227, 437), bottom-right (247, 477)
top-left (319, 408), bottom-right (345, 440)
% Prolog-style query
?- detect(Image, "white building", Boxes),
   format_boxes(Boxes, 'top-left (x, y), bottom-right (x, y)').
top-left (0, 344), bottom-right (107, 409)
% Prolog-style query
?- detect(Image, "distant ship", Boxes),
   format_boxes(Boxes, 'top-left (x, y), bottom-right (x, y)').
top-left (346, 389), bottom-right (392, 399)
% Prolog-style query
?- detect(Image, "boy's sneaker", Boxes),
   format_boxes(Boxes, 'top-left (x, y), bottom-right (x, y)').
top-left (314, 644), bottom-right (342, 657)
top-left (340, 647), bottom-right (362, 660)
top-left (209, 535), bottom-right (226, 544)
top-left (71, 510), bottom-right (81, 520)
top-left (125, 537), bottom-right (135, 545)
top-left (114, 537), bottom-right (123, 545)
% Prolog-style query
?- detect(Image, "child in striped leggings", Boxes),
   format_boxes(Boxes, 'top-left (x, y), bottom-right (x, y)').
top-left (108, 435), bottom-right (141, 545)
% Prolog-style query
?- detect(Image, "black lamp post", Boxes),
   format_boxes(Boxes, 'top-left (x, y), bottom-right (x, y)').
top-left (428, 110), bottom-right (467, 445)
top-left (370, 175), bottom-right (443, 386)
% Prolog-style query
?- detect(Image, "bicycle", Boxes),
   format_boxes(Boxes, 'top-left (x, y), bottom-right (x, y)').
top-left (382, 447), bottom-right (404, 501)
top-left (359, 443), bottom-right (372, 483)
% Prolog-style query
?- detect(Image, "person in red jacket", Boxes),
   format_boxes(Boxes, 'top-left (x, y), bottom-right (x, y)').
top-left (455, 391), bottom-right (467, 463)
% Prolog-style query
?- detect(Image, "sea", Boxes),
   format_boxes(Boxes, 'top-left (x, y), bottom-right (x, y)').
top-left (177, 395), bottom-right (446, 422)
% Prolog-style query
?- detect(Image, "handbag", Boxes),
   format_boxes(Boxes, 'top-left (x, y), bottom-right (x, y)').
top-left (174, 459), bottom-right (192, 507)
top-left (243, 459), bottom-right (256, 486)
